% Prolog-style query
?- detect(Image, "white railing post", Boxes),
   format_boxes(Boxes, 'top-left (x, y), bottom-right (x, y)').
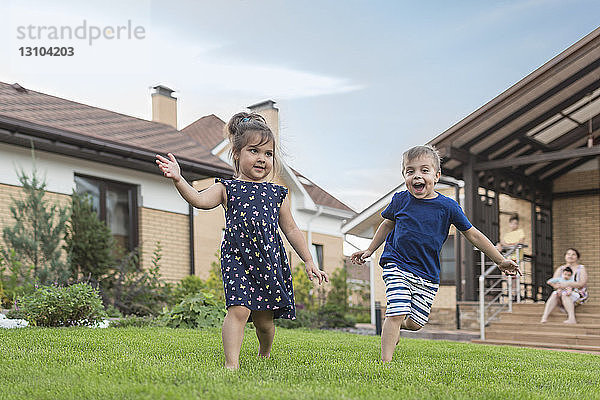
top-left (480, 250), bottom-right (485, 276)
top-left (515, 246), bottom-right (521, 303)
top-left (507, 274), bottom-right (513, 312)
top-left (479, 274), bottom-right (485, 340)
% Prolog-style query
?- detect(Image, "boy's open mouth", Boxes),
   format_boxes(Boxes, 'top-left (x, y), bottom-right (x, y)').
top-left (413, 182), bottom-right (425, 192)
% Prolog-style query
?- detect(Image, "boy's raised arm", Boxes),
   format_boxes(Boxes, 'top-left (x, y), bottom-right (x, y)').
top-left (156, 153), bottom-right (225, 210)
top-left (461, 227), bottom-right (521, 276)
top-left (350, 219), bottom-right (395, 264)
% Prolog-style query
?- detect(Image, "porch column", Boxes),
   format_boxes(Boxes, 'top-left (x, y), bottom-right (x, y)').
top-left (462, 156), bottom-right (478, 300)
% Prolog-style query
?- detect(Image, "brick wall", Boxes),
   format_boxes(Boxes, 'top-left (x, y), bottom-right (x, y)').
top-left (0, 183), bottom-right (71, 263)
top-left (552, 165), bottom-right (600, 306)
top-left (192, 178), bottom-right (226, 279)
top-left (138, 207), bottom-right (190, 282)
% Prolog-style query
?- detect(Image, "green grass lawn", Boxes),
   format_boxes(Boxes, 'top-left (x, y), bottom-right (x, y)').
top-left (1, 327), bottom-right (598, 400)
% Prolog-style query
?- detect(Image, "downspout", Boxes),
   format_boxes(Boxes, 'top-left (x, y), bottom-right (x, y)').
top-left (189, 204), bottom-right (195, 275)
top-left (306, 205), bottom-right (324, 262)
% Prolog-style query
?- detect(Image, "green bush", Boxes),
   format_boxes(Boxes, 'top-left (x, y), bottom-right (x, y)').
top-left (103, 243), bottom-right (171, 316)
top-left (10, 283), bottom-right (107, 327)
top-left (274, 308), bottom-right (319, 329)
top-left (0, 247), bottom-right (35, 309)
top-left (275, 304), bottom-right (355, 330)
top-left (159, 292), bottom-right (225, 329)
top-left (64, 192), bottom-right (115, 285)
top-left (317, 303), bottom-right (355, 328)
top-left (109, 315), bottom-right (163, 328)
top-left (169, 275), bottom-right (208, 306)
top-left (2, 163), bottom-right (70, 285)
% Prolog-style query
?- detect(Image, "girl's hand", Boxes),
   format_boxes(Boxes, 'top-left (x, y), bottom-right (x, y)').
top-left (155, 153), bottom-right (182, 183)
top-left (350, 250), bottom-right (372, 265)
top-left (498, 258), bottom-right (522, 276)
top-left (305, 262), bottom-right (329, 285)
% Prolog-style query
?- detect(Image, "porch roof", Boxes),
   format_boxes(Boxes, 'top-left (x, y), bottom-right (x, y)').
top-left (430, 27), bottom-right (600, 187)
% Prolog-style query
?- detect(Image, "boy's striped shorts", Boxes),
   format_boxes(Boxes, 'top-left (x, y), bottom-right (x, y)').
top-left (382, 264), bottom-right (439, 327)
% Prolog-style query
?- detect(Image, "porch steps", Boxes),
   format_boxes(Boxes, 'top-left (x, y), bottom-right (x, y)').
top-left (472, 303), bottom-right (600, 353)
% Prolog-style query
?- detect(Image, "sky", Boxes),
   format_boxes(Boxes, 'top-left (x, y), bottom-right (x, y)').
top-left (1, 0), bottom-right (599, 211)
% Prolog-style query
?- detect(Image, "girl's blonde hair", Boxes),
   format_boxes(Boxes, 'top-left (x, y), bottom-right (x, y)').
top-left (402, 145), bottom-right (442, 173)
top-left (225, 112), bottom-right (280, 178)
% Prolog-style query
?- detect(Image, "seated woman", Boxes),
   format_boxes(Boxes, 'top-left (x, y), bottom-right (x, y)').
top-left (540, 248), bottom-right (588, 324)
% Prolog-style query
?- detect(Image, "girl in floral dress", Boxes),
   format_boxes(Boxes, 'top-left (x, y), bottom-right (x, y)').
top-left (156, 112), bottom-right (328, 369)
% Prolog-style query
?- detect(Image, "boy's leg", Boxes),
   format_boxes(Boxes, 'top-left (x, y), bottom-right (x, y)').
top-left (401, 318), bottom-right (423, 331)
top-left (381, 315), bottom-right (406, 362)
top-left (222, 305), bottom-right (251, 369)
top-left (380, 266), bottom-right (414, 362)
top-left (251, 310), bottom-right (275, 357)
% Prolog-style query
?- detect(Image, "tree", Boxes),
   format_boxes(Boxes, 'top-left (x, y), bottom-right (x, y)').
top-left (2, 163), bottom-right (69, 285)
top-left (64, 192), bottom-right (115, 285)
top-left (325, 267), bottom-right (349, 312)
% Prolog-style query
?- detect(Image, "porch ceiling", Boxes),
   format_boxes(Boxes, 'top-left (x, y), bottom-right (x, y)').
top-left (430, 27), bottom-right (600, 186)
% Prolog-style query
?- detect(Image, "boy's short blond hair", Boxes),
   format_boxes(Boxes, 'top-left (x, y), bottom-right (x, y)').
top-left (402, 145), bottom-right (441, 173)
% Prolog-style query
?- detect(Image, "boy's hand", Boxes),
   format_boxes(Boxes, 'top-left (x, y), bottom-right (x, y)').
top-left (497, 258), bottom-right (522, 276)
top-left (155, 153), bottom-right (182, 183)
top-left (305, 262), bottom-right (329, 285)
top-left (350, 250), bottom-right (372, 265)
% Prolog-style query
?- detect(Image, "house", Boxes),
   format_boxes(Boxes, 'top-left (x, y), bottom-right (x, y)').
top-left (180, 100), bottom-right (356, 281)
top-left (343, 27), bottom-right (600, 329)
top-left (0, 82), bottom-right (233, 282)
top-left (0, 82), bottom-right (355, 290)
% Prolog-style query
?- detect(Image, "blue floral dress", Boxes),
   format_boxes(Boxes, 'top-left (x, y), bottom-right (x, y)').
top-left (216, 178), bottom-right (295, 320)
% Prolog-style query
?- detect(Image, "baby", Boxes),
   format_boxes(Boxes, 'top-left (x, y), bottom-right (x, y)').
top-left (547, 266), bottom-right (574, 296)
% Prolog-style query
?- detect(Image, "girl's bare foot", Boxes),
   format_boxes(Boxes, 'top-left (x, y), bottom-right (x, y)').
top-left (540, 318), bottom-right (547, 324)
top-left (563, 319), bottom-right (577, 324)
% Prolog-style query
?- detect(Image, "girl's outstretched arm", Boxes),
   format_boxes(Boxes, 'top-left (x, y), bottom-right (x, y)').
top-left (278, 196), bottom-right (329, 284)
top-left (156, 153), bottom-right (225, 210)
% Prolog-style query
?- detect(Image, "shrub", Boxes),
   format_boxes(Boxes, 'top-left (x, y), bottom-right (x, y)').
top-left (12, 283), bottom-right (107, 327)
top-left (64, 192), bottom-right (115, 285)
top-left (2, 161), bottom-right (70, 285)
top-left (109, 315), bottom-right (163, 328)
top-left (316, 303), bottom-right (355, 328)
top-left (169, 275), bottom-right (208, 306)
top-left (275, 304), bottom-right (354, 330)
top-left (0, 247), bottom-right (34, 308)
top-left (103, 243), bottom-right (171, 316)
top-left (274, 308), bottom-right (319, 329)
top-left (325, 267), bottom-right (348, 312)
top-left (159, 292), bottom-right (225, 329)
top-left (204, 254), bottom-right (225, 303)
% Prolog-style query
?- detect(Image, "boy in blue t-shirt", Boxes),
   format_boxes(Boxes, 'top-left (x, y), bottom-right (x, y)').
top-left (351, 145), bottom-right (520, 362)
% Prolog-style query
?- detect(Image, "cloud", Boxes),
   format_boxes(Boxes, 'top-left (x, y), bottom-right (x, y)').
top-left (192, 61), bottom-right (364, 99)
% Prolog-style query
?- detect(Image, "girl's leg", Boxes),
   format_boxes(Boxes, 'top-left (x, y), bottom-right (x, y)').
top-left (251, 310), bottom-right (275, 357)
top-left (222, 306), bottom-right (251, 369)
top-left (381, 315), bottom-right (406, 362)
top-left (561, 294), bottom-right (577, 324)
top-left (540, 292), bottom-right (559, 323)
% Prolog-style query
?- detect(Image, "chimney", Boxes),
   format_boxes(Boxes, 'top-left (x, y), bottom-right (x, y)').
top-left (151, 85), bottom-right (177, 129)
top-left (248, 100), bottom-right (279, 144)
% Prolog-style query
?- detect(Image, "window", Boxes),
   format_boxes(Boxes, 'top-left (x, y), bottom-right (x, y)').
top-left (74, 175), bottom-right (138, 251)
top-left (311, 244), bottom-right (324, 270)
top-left (440, 236), bottom-right (455, 284)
